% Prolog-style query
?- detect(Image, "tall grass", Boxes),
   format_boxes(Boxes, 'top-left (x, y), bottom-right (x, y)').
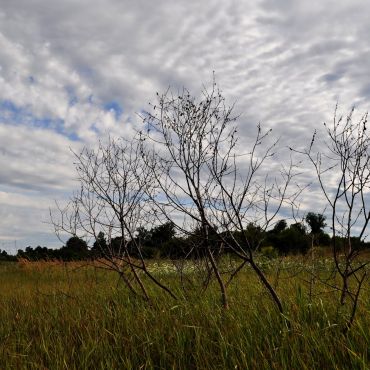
top-left (0, 259), bottom-right (368, 369)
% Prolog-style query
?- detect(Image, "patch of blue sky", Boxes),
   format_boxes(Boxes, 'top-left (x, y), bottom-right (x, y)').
top-left (0, 99), bottom-right (80, 141)
top-left (104, 101), bottom-right (123, 120)
top-left (34, 116), bottom-right (80, 141)
top-left (89, 123), bottom-right (100, 135)
top-left (0, 100), bottom-right (28, 124)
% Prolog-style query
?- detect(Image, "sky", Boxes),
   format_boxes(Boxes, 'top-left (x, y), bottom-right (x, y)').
top-left (0, 0), bottom-right (369, 253)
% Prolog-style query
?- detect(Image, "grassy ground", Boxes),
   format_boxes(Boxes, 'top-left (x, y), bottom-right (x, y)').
top-left (0, 257), bottom-right (369, 369)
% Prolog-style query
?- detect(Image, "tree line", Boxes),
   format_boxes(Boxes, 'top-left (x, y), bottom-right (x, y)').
top-left (11, 212), bottom-right (369, 262)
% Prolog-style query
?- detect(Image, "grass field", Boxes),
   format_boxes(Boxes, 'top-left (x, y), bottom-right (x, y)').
top-left (0, 257), bottom-right (369, 369)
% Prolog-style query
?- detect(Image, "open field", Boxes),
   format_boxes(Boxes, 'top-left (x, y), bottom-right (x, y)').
top-left (0, 257), bottom-right (369, 369)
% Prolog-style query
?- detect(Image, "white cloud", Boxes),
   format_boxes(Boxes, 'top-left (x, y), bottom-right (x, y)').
top-left (0, 0), bottom-right (369, 250)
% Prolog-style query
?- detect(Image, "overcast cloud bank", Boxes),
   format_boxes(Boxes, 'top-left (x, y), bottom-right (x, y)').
top-left (0, 0), bottom-right (369, 252)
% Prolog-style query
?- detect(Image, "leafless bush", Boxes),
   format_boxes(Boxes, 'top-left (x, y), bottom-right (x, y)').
top-left (141, 79), bottom-right (300, 313)
top-left (303, 106), bottom-right (370, 331)
top-left (51, 137), bottom-right (176, 300)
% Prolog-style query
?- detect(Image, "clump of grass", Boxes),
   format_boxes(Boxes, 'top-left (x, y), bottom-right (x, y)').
top-left (0, 260), bottom-right (368, 369)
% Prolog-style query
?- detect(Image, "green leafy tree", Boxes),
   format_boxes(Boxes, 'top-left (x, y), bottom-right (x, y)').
top-left (305, 212), bottom-right (328, 248)
top-left (305, 212), bottom-right (326, 235)
top-left (272, 219), bottom-right (287, 234)
top-left (62, 236), bottom-right (89, 260)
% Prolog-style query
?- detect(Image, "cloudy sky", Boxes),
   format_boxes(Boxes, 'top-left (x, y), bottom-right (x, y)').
top-left (0, 0), bottom-right (369, 252)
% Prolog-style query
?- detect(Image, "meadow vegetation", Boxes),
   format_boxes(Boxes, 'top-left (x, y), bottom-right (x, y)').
top-left (0, 256), bottom-right (369, 369)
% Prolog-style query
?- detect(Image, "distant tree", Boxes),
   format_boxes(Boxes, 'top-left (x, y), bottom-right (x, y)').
top-left (151, 222), bottom-right (176, 247)
top-left (305, 212), bottom-right (329, 250)
top-left (269, 222), bottom-right (309, 255)
top-left (136, 227), bottom-right (152, 246)
top-left (0, 249), bottom-right (16, 261)
top-left (136, 222), bottom-right (176, 258)
top-left (92, 232), bottom-right (108, 256)
top-left (62, 236), bottom-right (89, 260)
top-left (290, 222), bottom-right (306, 235)
top-left (17, 249), bottom-right (26, 259)
top-left (281, 226), bottom-right (309, 255)
top-left (160, 236), bottom-right (191, 259)
top-left (66, 236), bottom-right (88, 251)
top-left (244, 223), bottom-right (266, 251)
top-left (305, 212), bottom-right (326, 235)
top-left (272, 219), bottom-right (287, 234)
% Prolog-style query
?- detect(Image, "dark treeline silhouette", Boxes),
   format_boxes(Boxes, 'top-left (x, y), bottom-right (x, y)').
top-left (0, 249), bottom-right (17, 262)
top-left (9, 213), bottom-right (369, 262)
top-left (17, 236), bottom-right (89, 261)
